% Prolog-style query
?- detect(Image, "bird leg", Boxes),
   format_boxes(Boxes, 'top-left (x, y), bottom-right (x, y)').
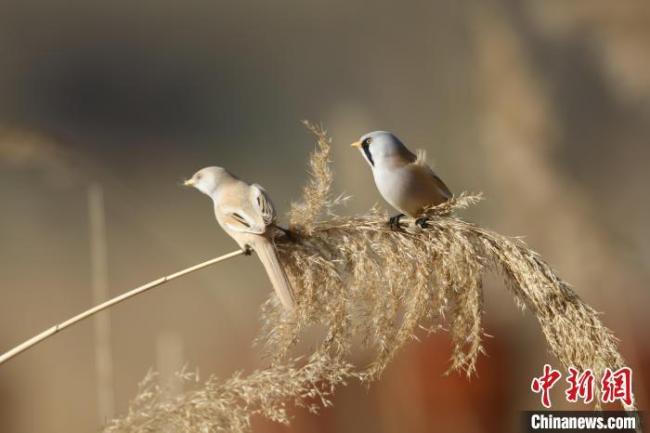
top-left (415, 217), bottom-right (430, 229)
top-left (389, 213), bottom-right (405, 230)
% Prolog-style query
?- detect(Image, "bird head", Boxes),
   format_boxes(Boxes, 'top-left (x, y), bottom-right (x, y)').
top-left (350, 131), bottom-right (409, 168)
top-left (184, 166), bottom-right (228, 196)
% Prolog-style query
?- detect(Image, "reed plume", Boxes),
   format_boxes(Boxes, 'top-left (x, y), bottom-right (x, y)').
top-left (105, 122), bottom-right (632, 433)
top-left (105, 352), bottom-right (354, 433)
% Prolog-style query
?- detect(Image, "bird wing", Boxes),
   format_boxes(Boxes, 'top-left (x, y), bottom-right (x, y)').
top-left (217, 184), bottom-right (275, 235)
top-left (414, 150), bottom-right (452, 199)
top-left (431, 172), bottom-right (452, 199)
top-left (250, 183), bottom-right (276, 226)
top-left (219, 205), bottom-right (266, 234)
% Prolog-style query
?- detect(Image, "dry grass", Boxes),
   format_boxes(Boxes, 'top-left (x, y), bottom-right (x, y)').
top-left (105, 123), bottom-right (633, 433)
top-left (105, 352), bottom-right (354, 433)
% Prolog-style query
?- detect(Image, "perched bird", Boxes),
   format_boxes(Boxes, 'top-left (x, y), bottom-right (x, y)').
top-left (351, 131), bottom-right (452, 227)
top-left (184, 167), bottom-right (295, 310)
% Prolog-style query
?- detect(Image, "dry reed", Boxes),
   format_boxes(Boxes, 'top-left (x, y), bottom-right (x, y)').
top-left (105, 122), bottom-right (633, 433)
top-left (105, 352), bottom-right (354, 433)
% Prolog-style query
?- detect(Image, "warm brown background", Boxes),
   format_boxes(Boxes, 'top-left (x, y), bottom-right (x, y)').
top-left (1, 1), bottom-right (648, 432)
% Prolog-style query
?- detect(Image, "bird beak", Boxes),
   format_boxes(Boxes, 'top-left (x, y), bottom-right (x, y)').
top-left (183, 178), bottom-right (195, 187)
top-left (350, 140), bottom-right (362, 148)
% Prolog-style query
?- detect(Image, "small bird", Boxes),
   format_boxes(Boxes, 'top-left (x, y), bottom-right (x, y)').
top-left (184, 167), bottom-right (295, 310)
top-left (351, 131), bottom-right (452, 227)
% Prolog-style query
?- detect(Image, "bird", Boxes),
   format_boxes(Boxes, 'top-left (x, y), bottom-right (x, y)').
top-left (351, 131), bottom-right (452, 228)
top-left (184, 166), bottom-right (295, 310)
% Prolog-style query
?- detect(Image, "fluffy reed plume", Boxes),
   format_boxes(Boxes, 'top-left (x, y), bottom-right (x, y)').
top-left (105, 352), bottom-right (354, 433)
top-left (269, 123), bottom-right (626, 382)
top-left (287, 121), bottom-right (337, 232)
top-left (106, 123), bottom-right (632, 433)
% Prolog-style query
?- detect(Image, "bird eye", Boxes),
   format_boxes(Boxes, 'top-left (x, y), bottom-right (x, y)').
top-left (196, 174), bottom-right (203, 181)
top-left (364, 137), bottom-right (373, 145)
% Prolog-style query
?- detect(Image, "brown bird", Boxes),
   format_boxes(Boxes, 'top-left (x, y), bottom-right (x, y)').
top-left (185, 167), bottom-right (295, 310)
top-left (351, 131), bottom-right (452, 227)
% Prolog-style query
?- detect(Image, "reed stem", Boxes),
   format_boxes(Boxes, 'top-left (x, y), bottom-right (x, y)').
top-left (0, 249), bottom-right (245, 366)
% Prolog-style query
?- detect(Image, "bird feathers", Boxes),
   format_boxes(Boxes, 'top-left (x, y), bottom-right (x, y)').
top-left (414, 149), bottom-right (427, 166)
top-left (251, 183), bottom-right (276, 226)
top-left (253, 237), bottom-right (295, 310)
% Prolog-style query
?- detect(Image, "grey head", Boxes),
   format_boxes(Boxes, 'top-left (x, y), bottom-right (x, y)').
top-left (183, 166), bottom-right (234, 196)
top-left (351, 131), bottom-right (415, 168)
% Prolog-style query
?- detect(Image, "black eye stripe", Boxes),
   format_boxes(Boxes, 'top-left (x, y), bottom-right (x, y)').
top-left (362, 142), bottom-right (374, 166)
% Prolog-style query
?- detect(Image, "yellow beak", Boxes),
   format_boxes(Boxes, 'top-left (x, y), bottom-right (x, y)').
top-left (183, 178), bottom-right (195, 187)
top-left (350, 140), bottom-right (362, 148)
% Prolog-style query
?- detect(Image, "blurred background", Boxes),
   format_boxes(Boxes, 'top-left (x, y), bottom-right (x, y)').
top-left (1, 1), bottom-right (649, 432)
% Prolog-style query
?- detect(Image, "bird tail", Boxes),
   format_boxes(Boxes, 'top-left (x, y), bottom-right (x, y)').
top-left (252, 237), bottom-right (295, 310)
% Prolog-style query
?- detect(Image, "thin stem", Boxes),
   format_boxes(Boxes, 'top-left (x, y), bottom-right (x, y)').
top-left (0, 249), bottom-right (245, 366)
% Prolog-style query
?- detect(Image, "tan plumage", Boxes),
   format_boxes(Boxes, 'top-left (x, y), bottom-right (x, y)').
top-left (185, 167), bottom-right (295, 310)
top-left (351, 131), bottom-right (451, 220)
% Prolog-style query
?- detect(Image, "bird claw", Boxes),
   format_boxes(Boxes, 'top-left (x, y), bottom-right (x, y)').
top-left (415, 217), bottom-right (430, 229)
top-left (243, 245), bottom-right (253, 256)
top-left (389, 214), bottom-right (405, 230)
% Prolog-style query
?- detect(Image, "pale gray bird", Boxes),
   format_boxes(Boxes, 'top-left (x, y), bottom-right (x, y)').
top-left (184, 167), bottom-right (295, 310)
top-left (351, 131), bottom-right (452, 227)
